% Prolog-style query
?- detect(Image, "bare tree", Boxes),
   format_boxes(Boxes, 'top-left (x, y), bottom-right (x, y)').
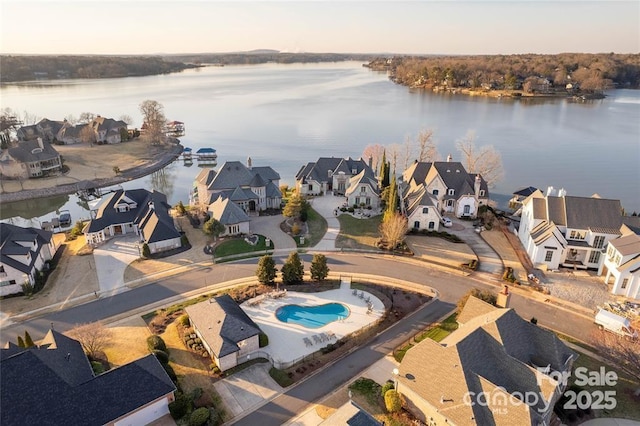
top-left (591, 330), bottom-right (640, 388)
top-left (64, 114), bottom-right (78, 125)
top-left (78, 112), bottom-right (96, 124)
top-left (67, 321), bottom-right (113, 359)
top-left (386, 143), bottom-right (401, 173)
top-left (22, 110), bottom-right (40, 125)
top-left (119, 114), bottom-right (133, 125)
top-left (379, 212), bottom-right (408, 250)
top-left (402, 135), bottom-right (414, 171)
top-left (416, 129), bottom-right (438, 162)
top-left (79, 124), bottom-right (96, 145)
top-left (362, 144), bottom-right (385, 173)
top-left (139, 100), bottom-right (166, 145)
top-left (456, 131), bottom-right (504, 188)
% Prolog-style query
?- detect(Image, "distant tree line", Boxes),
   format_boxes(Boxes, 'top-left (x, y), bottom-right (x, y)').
top-left (162, 51), bottom-right (375, 65)
top-left (367, 53), bottom-right (640, 93)
top-left (0, 55), bottom-right (198, 83)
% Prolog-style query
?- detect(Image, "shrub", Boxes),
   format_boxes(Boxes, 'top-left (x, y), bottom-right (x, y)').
top-left (291, 223), bottom-right (301, 235)
top-left (256, 255), bottom-right (277, 285)
top-left (91, 360), bottom-right (105, 374)
top-left (162, 363), bottom-right (177, 382)
top-left (281, 251), bottom-right (304, 285)
top-left (178, 314), bottom-right (190, 327)
top-left (169, 392), bottom-right (191, 419)
top-left (194, 337), bottom-right (202, 344)
top-left (147, 335), bottom-right (167, 352)
top-left (381, 381), bottom-right (394, 396)
top-left (180, 234), bottom-right (189, 246)
top-left (259, 332), bottom-right (269, 348)
top-left (530, 317), bottom-right (538, 325)
top-left (310, 253), bottom-right (329, 281)
top-left (152, 349), bottom-right (170, 364)
top-left (186, 339), bottom-right (195, 347)
top-left (384, 389), bottom-right (402, 413)
top-left (189, 407), bottom-right (210, 426)
top-left (141, 243), bottom-right (151, 258)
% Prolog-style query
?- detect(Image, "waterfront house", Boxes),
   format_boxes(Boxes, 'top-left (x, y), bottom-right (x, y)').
top-left (400, 180), bottom-right (442, 232)
top-left (185, 295), bottom-right (261, 371)
top-left (401, 156), bottom-right (489, 219)
top-left (517, 187), bottom-right (622, 271)
top-left (1, 329), bottom-right (176, 426)
top-left (0, 138), bottom-right (62, 179)
top-left (295, 157), bottom-right (377, 197)
top-left (90, 116), bottom-right (128, 144)
top-left (509, 186), bottom-right (540, 211)
top-left (0, 223), bottom-right (58, 297)
top-left (193, 158), bottom-right (281, 214)
top-left (599, 234), bottom-right (640, 300)
top-left (396, 297), bottom-right (576, 426)
top-left (207, 197), bottom-right (251, 236)
top-left (84, 189), bottom-right (182, 254)
top-left (16, 118), bottom-right (65, 143)
top-left (344, 168), bottom-right (381, 209)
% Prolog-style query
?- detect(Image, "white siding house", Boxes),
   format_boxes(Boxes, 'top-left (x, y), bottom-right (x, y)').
top-left (599, 234), bottom-right (640, 300)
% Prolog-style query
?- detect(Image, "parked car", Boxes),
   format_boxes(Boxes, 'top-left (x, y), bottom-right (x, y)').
top-left (441, 217), bottom-right (453, 227)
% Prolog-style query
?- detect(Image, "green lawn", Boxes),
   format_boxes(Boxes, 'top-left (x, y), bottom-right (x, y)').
top-left (336, 214), bottom-right (382, 249)
top-left (298, 208), bottom-right (328, 248)
top-left (269, 367), bottom-right (294, 387)
top-left (394, 313), bottom-right (458, 362)
top-left (214, 235), bottom-right (268, 258)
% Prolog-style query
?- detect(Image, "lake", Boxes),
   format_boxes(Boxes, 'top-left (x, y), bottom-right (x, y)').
top-left (1, 61), bottom-right (639, 227)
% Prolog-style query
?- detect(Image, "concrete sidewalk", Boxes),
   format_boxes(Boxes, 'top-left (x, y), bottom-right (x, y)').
top-left (446, 217), bottom-right (503, 275)
top-left (251, 215), bottom-right (296, 250)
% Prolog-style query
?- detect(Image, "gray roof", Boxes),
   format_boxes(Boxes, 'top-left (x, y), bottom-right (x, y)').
top-left (431, 162), bottom-right (489, 199)
top-left (195, 168), bottom-right (217, 186)
top-left (564, 196), bottom-right (622, 234)
top-left (185, 295), bottom-right (261, 358)
top-left (532, 198), bottom-right (547, 220)
top-left (251, 166), bottom-right (280, 182)
top-left (530, 221), bottom-right (566, 247)
top-left (402, 161), bottom-right (432, 186)
top-left (295, 157), bottom-right (344, 183)
top-left (610, 234), bottom-right (640, 256)
top-left (0, 223), bottom-right (53, 275)
top-left (86, 189), bottom-right (180, 243)
top-left (622, 216), bottom-right (640, 235)
top-left (208, 161), bottom-right (280, 191)
top-left (265, 181), bottom-right (282, 198)
top-left (404, 184), bottom-right (436, 216)
top-left (546, 196), bottom-right (566, 226)
top-left (345, 169), bottom-right (380, 197)
top-left (208, 197), bottom-right (250, 225)
top-left (0, 330), bottom-right (175, 426)
top-left (8, 139), bottom-right (60, 164)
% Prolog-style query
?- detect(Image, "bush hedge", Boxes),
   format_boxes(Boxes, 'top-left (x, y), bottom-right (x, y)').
top-left (259, 332), bottom-right (269, 348)
top-left (147, 335), bottom-right (167, 352)
top-left (189, 407), bottom-right (210, 426)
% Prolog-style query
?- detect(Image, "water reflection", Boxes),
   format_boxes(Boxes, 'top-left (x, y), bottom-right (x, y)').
top-left (147, 161), bottom-right (177, 201)
top-left (0, 194), bottom-right (69, 221)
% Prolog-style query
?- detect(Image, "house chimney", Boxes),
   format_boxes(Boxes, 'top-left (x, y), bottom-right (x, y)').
top-left (496, 285), bottom-right (511, 308)
top-left (247, 157), bottom-right (252, 170)
top-left (474, 175), bottom-right (482, 198)
top-left (546, 186), bottom-right (556, 197)
top-left (368, 156), bottom-right (372, 169)
top-left (37, 137), bottom-right (44, 150)
top-left (148, 201), bottom-right (154, 210)
top-left (558, 188), bottom-right (566, 197)
top-left (447, 154), bottom-right (453, 162)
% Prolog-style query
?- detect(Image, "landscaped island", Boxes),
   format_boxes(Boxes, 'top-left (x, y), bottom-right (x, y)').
top-left (366, 52), bottom-right (640, 98)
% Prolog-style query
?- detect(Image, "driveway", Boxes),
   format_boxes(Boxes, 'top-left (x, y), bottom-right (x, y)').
top-left (446, 217), bottom-right (503, 275)
top-left (93, 235), bottom-right (141, 295)
top-left (309, 195), bottom-right (344, 251)
top-left (250, 216), bottom-right (296, 251)
top-left (214, 363), bottom-right (282, 418)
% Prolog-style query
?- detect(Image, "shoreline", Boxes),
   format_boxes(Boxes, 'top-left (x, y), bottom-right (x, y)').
top-left (0, 143), bottom-right (183, 205)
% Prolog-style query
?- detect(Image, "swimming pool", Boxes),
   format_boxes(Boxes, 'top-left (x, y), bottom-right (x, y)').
top-left (275, 303), bottom-right (350, 329)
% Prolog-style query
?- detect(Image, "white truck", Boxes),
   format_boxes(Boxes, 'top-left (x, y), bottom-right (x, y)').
top-left (594, 309), bottom-right (638, 340)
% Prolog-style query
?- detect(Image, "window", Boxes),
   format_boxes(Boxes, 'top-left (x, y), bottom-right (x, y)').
top-left (428, 221), bottom-right (435, 229)
top-left (414, 221), bottom-right (420, 229)
top-left (569, 230), bottom-right (585, 240)
top-left (622, 278), bottom-right (629, 289)
top-left (0, 266), bottom-right (4, 273)
top-left (588, 250), bottom-right (601, 264)
top-left (545, 250), bottom-right (553, 262)
top-left (615, 254), bottom-right (621, 265)
top-left (0, 279), bottom-right (17, 287)
top-left (361, 186), bottom-right (366, 193)
top-left (446, 199), bottom-right (454, 207)
top-left (463, 205), bottom-right (471, 215)
top-left (365, 197), bottom-right (371, 206)
top-left (422, 207), bottom-right (429, 214)
top-left (308, 184), bottom-right (313, 191)
top-left (593, 236), bottom-right (605, 249)
top-left (433, 189), bottom-right (439, 196)
top-left (479, 190), bottom-right (485, 197)
top-left (448, 189), bottom-right (455, 196)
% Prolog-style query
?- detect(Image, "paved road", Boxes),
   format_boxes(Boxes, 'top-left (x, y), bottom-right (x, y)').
top-left (250, 216), bottom-right (296, 250)
top-left (233, 299), bottom-right (455, 426)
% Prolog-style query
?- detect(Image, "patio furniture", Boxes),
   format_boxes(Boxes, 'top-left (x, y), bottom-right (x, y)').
top-left (312, 335), bottom-right (322, 344)
top-left (358, 292), bottom-right (364, 299)
top-left (303, 337), bottom-right (313, 347)
top-left (365, 296), bottom-right (370, 303)
top-left (327, 331), bottom-right (336, 339)
top-left (352, 289), bottom-right (358, 296)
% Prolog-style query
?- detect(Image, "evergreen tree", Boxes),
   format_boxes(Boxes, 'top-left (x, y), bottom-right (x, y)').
top-left (203, 217), bottom-right (225, 239)
top-left (17, 336), bottom-right (25, 348)
top-left (385, 173), bottom-right (398, 219)
top-left (283, 194), bottom-right (304, 218)
top-left (24, 331), bottom-right (35, 348)
top-left (141, 243), bottom-right (151, 258)
top-left (379, 150), bottom-right (390, 189)
top-left (310, 254), bottom-right (329, 281)
top-left (256, 255), bottom-right (277, 285)
top-left (281, 251), bottom-right (304, 285)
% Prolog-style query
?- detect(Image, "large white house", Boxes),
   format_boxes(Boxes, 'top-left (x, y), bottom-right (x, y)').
top-left (599, 234), bottom-right (640, 300)
top-left (0, 223), bottom-right (58, 296)
top-left (344, 168), bottom-right (381, 209)
top-left (517, 188), bottom-right (623, 271)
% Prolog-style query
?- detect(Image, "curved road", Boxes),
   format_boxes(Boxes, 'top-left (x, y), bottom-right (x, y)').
top-left (0, 254), bottom-right (598, 426)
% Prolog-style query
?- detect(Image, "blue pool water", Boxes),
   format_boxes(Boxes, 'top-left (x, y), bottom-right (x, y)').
top-left (275, 303), bottom-right (350, 329)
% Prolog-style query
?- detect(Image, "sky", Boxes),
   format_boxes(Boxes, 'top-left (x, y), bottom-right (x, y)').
top-left (1, 1), bottom-right (639, 55)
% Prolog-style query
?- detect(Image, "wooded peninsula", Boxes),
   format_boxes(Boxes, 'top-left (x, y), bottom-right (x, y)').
top-left (366, 53), bottom-right (640, 96)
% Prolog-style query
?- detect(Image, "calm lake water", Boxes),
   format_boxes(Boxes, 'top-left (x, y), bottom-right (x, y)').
top-left (1, 62), bottom-right (639, 227)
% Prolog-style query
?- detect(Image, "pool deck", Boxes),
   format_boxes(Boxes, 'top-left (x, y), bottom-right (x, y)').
top-left (241, 283), bottom-right (384, 366)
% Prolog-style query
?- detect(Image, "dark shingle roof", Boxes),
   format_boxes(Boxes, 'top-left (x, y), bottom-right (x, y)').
top-left (0, 333), bottom-right (175, 426)
top-left (402, 161), bottom-right (432, 186)
top-left (185, 295), bottom-right (261, 358)
top-left (8, 139), bottom-right (61, 163)
top-left (208, 197), bottom-right (250, 225)
top-left (546, 196), bottom-right (566, 226)
top-left (0, 223), bottom-right (53, 275)
top-left (564, 196), bottom-right (622, 234)
top-left (513, 186), bottom-right (539, 197)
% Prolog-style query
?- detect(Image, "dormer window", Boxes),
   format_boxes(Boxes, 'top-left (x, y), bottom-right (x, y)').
top-left (422, 207), bottom-right (429, 214)
top-left (117, 205), bottom-right (129, 213)
top-left (360, 186), bottom-right (366, 193)
top-left (448, 189), bottom-right (455, 196)
top-left (328, 170), bottom-right (333, 178)
top-left (433, 189), bottom-right (439, 196)
top-left (352, 168), bottom-right (357, 174)
top-left (479, 190), bottom-right (485, 197)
